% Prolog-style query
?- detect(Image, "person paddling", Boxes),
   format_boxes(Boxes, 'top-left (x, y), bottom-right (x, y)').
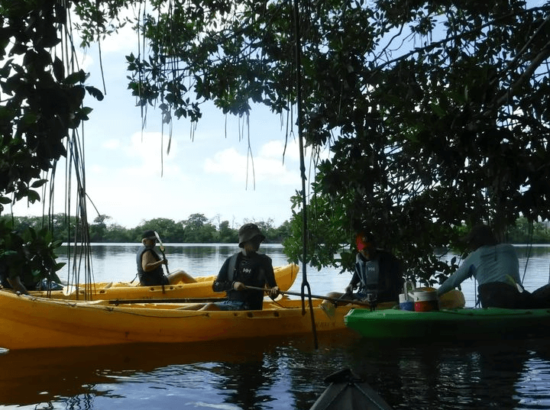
top-left (137, 230), bottom-right (196, 286)
top-left (200, 223), bottom-right (279, 311)
top-left (326, 230), bottom-right (403, 307)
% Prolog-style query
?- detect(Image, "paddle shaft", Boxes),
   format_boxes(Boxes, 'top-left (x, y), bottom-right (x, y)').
top-left (154, 231), bottom-right (170, 274)
top-left (109, 297), bottom-right (227, 305)
top-left (245, 286), bottom-right (372, 307)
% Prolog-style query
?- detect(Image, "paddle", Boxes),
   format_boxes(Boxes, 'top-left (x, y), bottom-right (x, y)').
top-left (244, 286), bottom-right (373, 308)
top-left (154, 231), bottom-right (169, 274)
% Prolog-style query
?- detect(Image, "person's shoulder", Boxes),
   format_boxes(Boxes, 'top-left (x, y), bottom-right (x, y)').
top-left (497, 243), bottom-right (517, 252)
top-left (255, 252), bottom-right (272, 263)
top-left (478, 243), bottom-right (514, 252)
top-left (223, 252), bottom-right (240, 262)
top-left (379, 249), bottom-right (398, 260)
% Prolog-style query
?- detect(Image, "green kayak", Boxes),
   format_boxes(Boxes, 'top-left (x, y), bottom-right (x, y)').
top-left (344, 307), bottom-right (550, 340)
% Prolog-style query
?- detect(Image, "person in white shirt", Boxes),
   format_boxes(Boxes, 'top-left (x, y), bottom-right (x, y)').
top-left (437, 224), bottom-right (530, 308)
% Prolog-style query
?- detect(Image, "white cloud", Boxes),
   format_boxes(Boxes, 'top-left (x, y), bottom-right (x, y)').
top-left (114, 131), bottom-right (187, 178)
top-left (75, 48), bottom-right (94, 71)
top-left (259, 139), bottom-right (300, 161)
top-left (102, 139), bottom-right (121, 150)
top-left (89, 164), bottom-right (106, 174)
top-left (99, 22), bottom-right (139, 54)
top-left (125, 131), bottom-right (178, 160)
top-left (204, 144), bottom-right (301, 187)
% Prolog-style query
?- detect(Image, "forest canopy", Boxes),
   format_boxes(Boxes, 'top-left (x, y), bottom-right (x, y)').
top-left (2, 0), bottom-right (550, 284)
top-left (1, 213), bottom-right (291, 244)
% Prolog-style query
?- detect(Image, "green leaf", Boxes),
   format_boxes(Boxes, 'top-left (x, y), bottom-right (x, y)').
top-left (27, 190), bottom-right (41, 203)
top-left (52, 56), bottom-right (65, 81)
top-left (55, 262), bottom-right (67, 271)
top-left (64, 70), bottom-right (86, 85)
top-left (430, 103), bottom-right (446, 118)
top-left (31, 179), bottom-right (48, 188)
top-left (85, 86), bottom-right (104, 101)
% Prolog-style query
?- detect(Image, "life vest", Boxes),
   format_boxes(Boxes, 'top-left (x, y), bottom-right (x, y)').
top-left (136, 246), bottom-right (164, 284)
top-left (227, 253), bottom-right (239, 282)
top-left (226, 252), bottom-right (266, 282)
top-left (355, 252), bottom-right (380, 295)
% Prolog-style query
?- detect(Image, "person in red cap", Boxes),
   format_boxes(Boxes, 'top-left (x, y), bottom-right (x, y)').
top-left (328, 231), bottom-right (403, 306)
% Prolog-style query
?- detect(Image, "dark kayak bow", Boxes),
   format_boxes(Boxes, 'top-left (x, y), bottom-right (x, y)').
top-left (310, 368), bottom-right (394, 410)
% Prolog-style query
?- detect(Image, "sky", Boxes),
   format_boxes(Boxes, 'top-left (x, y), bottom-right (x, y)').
top-left (11, 16), bottom-right (320, 230)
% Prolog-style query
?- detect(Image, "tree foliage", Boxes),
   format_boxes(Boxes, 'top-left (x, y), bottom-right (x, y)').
top-left (86, 0), bottom-right (550, 283)
top-left (0, 0), bottom-right (103, 285)
top-left (5, 1), bottom-right (550, 285)
top-left (2, 213), bottom-right (292, 244)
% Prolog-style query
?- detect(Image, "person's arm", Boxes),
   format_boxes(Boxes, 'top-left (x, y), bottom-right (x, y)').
top-left (7, 276), bottom-right (29, 295)
top-left (262, 257), bottom-right (279, 299)
top-left (437, 252), bottom-right (477, 296)
top-left (346, 266), bottom-right (360, 294)
top-left (142, 250), bottom-right (166, 272)
top-left (212, 257), bottom-right (234, 292)
top-left (381, 253), bottom-right (404, 296)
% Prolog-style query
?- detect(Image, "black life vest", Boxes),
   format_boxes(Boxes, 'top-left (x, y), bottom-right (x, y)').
top-left (355, 252), bottom-right (380, 295)
top-left (226, 253), bottom-right (240, 281)
top-left (136, 246), bottom-right (165, 285)
top-left (226, 252), bottom-right (267, 283)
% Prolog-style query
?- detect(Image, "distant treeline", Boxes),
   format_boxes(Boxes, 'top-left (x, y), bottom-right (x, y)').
top-left (506, 217), bottom-right (550, 244)
top-left (2, 214), bottom-right (548, 246)
top-left (1, 213), bottom-right (291, 244)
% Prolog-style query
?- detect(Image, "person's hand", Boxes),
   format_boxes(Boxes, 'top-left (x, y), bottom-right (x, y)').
top-left (233, 281), bottom-right (246, 291)
top-left (7, 276), bottom-right (29, 295)
top-left (161, 259), bottom-right (168, 265)
top-left (269, 286), bottom-right (280, 299)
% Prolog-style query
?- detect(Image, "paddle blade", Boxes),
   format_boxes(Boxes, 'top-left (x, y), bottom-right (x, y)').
top-left (154, 231), bottom-right (165, 251)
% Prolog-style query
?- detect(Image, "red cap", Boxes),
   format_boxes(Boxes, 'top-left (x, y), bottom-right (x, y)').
top-left (356, 234), bottom-right (372, 251)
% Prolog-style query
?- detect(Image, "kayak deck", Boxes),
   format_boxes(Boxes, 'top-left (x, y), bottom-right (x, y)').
top-left (28, 263), bottom-right (299, 301)
top-left (0, 290), bottom-right (359, 350)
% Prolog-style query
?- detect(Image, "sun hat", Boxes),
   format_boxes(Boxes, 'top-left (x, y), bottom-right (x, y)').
top-left (142, 230), bottom-right (157, 240)
top-left (238, 223), bottom-right (265, 248)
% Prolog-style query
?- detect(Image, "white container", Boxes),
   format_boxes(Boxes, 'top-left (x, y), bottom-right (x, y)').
top-left (413, 290), bottom-right (439, 312)
top-left (413, 290), bottom-right (438, 302)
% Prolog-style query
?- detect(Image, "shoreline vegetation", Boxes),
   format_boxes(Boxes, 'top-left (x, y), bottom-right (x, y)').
top-left (1, 213), bottom-right (290, 244)
top-left (3, 214), bottom-right (550, 246)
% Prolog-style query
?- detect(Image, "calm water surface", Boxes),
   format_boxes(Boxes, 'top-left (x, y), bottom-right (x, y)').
top-left (1, 244), bottom-right (550, 409)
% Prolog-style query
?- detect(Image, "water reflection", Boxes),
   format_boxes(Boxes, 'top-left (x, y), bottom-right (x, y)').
top-left (341, 338), bottom-right (550, 410)
top-left (0, 335), bottom-right (341, 409)
top-left (1, 334), bottom-right (550, 409)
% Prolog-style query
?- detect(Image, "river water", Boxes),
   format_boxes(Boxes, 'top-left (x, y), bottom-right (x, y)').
top-left (1, 244), bottom-right (550, 409)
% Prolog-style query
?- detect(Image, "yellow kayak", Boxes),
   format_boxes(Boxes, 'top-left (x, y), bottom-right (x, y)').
top-left (0, 289), bottom-right (365, 350)
top-left (29, 263), bottom-right (299, 301)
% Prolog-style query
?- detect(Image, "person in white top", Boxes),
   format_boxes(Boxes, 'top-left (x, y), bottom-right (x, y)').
top-left (437, 224), bottom-right (531, 308)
